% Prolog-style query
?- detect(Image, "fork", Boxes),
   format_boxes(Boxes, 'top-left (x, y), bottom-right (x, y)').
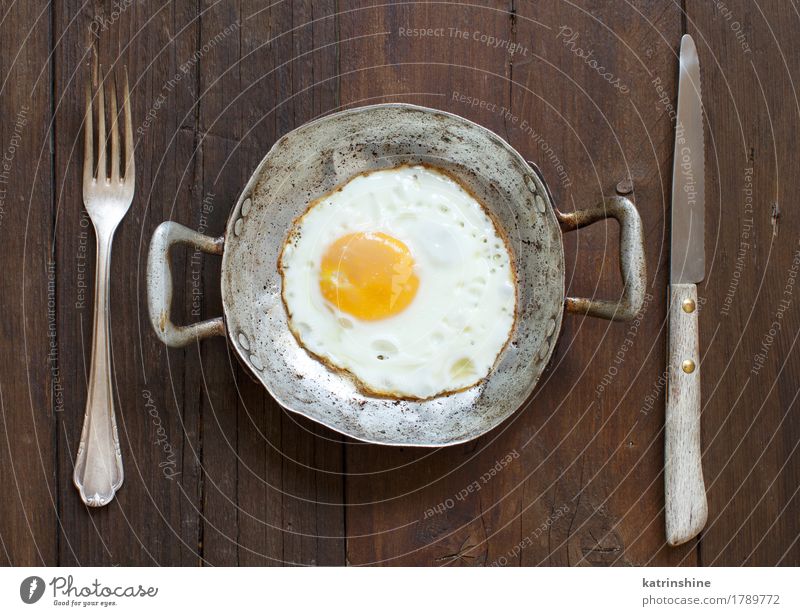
top-left (73, 66), bottom-right (134, 507)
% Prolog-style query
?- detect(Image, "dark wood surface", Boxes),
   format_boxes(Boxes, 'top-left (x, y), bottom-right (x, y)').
top-left (0, 0), bottom-right (797, 566)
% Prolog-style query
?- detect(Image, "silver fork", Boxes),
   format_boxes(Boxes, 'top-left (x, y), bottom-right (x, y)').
top-left (73, 66), bottom-right (135, 507)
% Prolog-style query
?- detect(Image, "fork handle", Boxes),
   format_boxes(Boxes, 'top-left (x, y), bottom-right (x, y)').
top-left (73, 231), bottom-right (124, 507)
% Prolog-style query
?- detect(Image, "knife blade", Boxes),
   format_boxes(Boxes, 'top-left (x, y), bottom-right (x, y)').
top-left (665, 33), bottom-right (708, 546)
top-left (670, 34), bottom-right (705, 284)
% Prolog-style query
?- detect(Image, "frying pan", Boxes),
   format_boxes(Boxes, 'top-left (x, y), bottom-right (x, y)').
top-left (147, 104), bottom-right (645, 446)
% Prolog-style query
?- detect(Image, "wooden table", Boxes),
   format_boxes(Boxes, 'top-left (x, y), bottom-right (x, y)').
top-left (1, 0), bottom-right (797, 566)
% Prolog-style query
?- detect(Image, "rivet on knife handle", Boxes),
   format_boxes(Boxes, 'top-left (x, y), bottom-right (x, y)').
top-left (665, 283), bottom-right (707, 545)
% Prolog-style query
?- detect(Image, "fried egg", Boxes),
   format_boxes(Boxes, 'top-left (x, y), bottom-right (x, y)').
top-left (279, 165), bottom-right (516, 399)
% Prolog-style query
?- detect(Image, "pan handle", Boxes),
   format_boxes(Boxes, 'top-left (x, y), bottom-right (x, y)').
top-left (147, 221), bottom-right (225, 347)
top-left (556, 197), bottom-right (647, 321)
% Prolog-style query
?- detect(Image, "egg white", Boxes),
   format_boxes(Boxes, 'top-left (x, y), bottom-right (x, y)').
top-left (279, 165), bottom-right (516, 399)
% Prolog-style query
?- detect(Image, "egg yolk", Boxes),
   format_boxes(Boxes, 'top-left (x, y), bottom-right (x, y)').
top-left (319, 232), bottom-right (419, 320)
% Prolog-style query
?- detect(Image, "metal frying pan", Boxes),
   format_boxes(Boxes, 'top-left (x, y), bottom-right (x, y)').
top-left (147, 104), bottom-right (645, 446)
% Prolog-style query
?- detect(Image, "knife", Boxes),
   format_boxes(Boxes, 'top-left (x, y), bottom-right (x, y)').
top-left (665, 33), bottom-right (708, 547)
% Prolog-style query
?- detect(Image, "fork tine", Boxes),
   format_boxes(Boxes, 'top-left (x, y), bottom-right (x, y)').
top-left (83, 81), bottom-right (94, 188)
top-left (96, 66), bottom-right (107, 181)
top-left (110, 74), bottom-right (120, 182)
top-left (123, 66), bottom-right (134, 181)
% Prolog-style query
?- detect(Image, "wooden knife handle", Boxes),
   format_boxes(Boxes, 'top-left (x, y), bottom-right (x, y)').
top-left (665, 283), bottom-right (708, 546)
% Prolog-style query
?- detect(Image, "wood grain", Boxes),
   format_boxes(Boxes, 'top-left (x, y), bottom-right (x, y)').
top-left (0, 0), bottom-right (797, 567)
top-left (0, 0), bottom-right (57, 566)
